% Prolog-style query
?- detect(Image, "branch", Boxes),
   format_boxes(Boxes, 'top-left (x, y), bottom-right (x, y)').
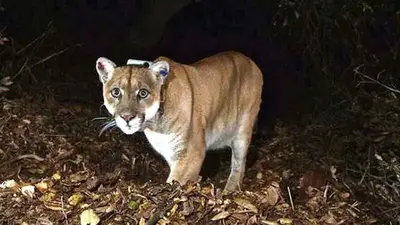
top-left (354, 65), bottom-right (400, 94)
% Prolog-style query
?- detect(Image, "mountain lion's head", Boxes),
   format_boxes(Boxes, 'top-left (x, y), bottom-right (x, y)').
top-left (96, 57), bottom-right (169, 135)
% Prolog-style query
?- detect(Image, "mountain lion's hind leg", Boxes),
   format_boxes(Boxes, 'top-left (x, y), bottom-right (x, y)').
top-left (225, 112), bottom-right (258, 192)
top-left (225, 136), bottom-right (251, 192)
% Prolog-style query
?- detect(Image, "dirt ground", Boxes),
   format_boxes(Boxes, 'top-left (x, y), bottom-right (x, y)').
top-left (1, 83), bottom-right (398, 225)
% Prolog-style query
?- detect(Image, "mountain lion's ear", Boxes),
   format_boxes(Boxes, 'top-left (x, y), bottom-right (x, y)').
top-left (149, 61), bottom-right (169, 83)
top-left (96, 57), bottom-right (116, 84)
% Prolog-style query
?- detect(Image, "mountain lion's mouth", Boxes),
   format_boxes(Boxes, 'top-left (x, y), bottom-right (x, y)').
top-left (115, 114), bottom-right (145, 135)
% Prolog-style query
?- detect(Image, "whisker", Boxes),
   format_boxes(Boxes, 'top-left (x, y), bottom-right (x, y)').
top-left (99, 120), bottom-right (117, 137)
top-left (99, 104), bottom-right (110, 116)
top-left (91, 116), bottom-right (112, 122)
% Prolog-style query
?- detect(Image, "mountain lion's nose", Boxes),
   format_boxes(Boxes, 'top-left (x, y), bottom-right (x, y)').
top-left (120, 114), bottom-right (135, 122)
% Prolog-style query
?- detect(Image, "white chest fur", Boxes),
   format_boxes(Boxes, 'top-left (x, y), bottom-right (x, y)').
top-left (143, 128), bottom-right (179, 166)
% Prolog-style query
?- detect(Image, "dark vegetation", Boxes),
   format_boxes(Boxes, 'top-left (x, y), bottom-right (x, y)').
top-left (0, 0), bottom-right (399, 224)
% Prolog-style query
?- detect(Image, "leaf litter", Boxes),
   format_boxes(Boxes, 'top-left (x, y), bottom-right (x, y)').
top-left (0, 92), bottom-right (388, 224)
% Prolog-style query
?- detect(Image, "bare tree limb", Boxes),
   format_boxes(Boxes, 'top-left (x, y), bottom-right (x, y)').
top-left (354, 65), bottom-right (400, 94)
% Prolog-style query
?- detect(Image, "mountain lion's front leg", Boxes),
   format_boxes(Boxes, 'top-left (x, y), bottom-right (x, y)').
top-left (166, 130), bottom-right (206, 186)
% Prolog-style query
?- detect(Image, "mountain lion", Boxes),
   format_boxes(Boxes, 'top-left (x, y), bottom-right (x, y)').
top-left (96, 51), bottom-right (263, 191)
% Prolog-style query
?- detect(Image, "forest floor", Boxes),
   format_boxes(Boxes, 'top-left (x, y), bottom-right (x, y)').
top-left (0, 85), bottom-right (398, 225)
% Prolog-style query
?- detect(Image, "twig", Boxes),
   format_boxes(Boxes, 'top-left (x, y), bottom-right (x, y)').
top-left (354, 65), bottom-right (400, 94)
top-left (359, 147), bottom-right (371, 185)
top-left (146, 189), bottom-right (181, 225)
top-left (195, 205), bottom-right (215, 224)
top-left (323, 185), bottom-right (329, 202)
top-left (287, 186), bottom-right (294, 210)
top-left (12, 58), bottom-right (29, 80)
top-left (29, 47), bottom-right (70, 68)
top-left (16, 154), bottom-right (45, 161)
top-left (15, 21), bottom-right (53, 55)
top-left (146, 201), bottom-right (176, 225)
top-left (346, 168), bottom-right (397, 189)
top-left (61, 195), bottom-right (69, 225)
top-left (382, 205), bottom-right (400, 214)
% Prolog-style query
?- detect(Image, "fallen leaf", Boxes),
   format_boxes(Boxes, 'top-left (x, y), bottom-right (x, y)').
top-left (373, 136), bottom-right (386, 143)
top-left (40, 192), bottom-right (56, 202)
top-left (261, 220), bottom-right (279, 225)
top-left (52, 171), bottom-right (61, 180)
top-left (340, 192), bottom-right (350, 199)
top-left (21, 185), bottom-right (35, 198)
top-left (86, 176), bottom-right (100, 191)
top-left (262, 182), bottom-right (281, 206)
top-left (105, 204), bottom-right (115, 213)
top-left (211, 211), bottom-right (231, 221)
top-left (231, 213), bottom-right (248, 222)
top-left (299, 171), bottom-right (330, 191)
top-left (35, 181), bottom-right (49, 193)
top-left (0, 179), bottom-right (18, 189)
top-left (246, 215), bottom-right (258, 225)
top-left (22, 119), bottom-right (31, 124)
top-left (44, 203), bottom-right (64, 211)
top-left (128, 200), bottom-right (140, 210)
top-left (278, 218), bottom-right (293, 224)
top-left (36, 217), bottom-right (53, 225)
top-left (70, 171), bottom-right (89, 183)
top-left (27, 167), bottom-right (46, 174)
top-left (321, 213), bottom-right (337, 224)
top-left (68, 193), bottom-right (84, 206)
top-left (158, 218), bottom-right (170, 225)
top-left (234, 198), bottom-right (258, 213)
top-left (181, 200), bottom-right (195, 216)
top-left (80, 209), bottom-right (100, 225)
top-left (169, 204), bottom-right (179, 216)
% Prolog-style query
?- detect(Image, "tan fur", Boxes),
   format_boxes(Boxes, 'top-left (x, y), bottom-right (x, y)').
top-left (96, 51), bottom-right (263, 191)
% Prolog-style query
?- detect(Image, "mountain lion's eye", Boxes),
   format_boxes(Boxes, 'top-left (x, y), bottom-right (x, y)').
top-left (111, 88), bottom-right (121, 98)
top-left (138, 89), bottom-right (149, 99)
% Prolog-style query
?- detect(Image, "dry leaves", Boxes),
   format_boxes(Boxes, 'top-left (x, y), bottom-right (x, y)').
top-left (80, 209), bottom-right (100, 225)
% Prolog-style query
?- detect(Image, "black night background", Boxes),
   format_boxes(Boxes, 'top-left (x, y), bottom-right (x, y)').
top-left (0, 0), bottom-right (399, 224)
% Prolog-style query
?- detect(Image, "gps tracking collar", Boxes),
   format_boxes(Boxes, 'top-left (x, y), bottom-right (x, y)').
top-left (126, 59), bottom-right (153, 68)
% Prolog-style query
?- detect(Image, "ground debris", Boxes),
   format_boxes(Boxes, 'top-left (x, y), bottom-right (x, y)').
top-left (0, 94), bottom-right (384, 224)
